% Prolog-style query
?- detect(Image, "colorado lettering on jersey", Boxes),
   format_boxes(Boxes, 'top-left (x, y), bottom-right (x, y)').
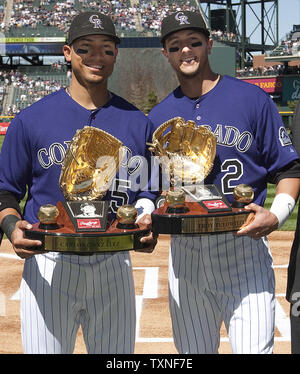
top-left (37, 141), bottom-right (144, 174)
top-left (202, 124), bottom-right (253, 153)
top-left (38, 141), bottom-right (70, 169)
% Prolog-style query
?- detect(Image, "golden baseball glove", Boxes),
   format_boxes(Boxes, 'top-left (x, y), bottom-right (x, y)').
top-left (148, 117), bottom-right (217, 185)
top-left (59, 126), bottom-right (126, 201)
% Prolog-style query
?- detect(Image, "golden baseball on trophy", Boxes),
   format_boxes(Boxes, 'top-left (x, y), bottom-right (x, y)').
top-left (117, 204), bottom-right (138, 225)
top-left (233, 184), bottom-right (254, 205)
top-left (166, 189), bottom-right (186, 207)
top-left (38, 204), bottom-right (60, 224)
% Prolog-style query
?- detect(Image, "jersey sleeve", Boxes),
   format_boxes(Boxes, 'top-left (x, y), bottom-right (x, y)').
top-left (0, 115), bottom-right (32, 201)
top-left (256, 95), bottom-right (299, 174)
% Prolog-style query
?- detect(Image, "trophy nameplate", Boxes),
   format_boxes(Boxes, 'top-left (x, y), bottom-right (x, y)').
top-left (147, 117), bottom-right (255, 235)
top-left (25, 127), bottom-right (150, 253)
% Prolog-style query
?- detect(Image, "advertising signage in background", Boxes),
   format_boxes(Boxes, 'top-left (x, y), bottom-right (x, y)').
top-left (282, 76), bottom-right (300, 102)
top-left (0, 123), bottom-right (9, 135)
top-left (241, 77), bottom-right (283, 94)
top-left (0, 36), bottom-right (65, 56)
top-left (4, 43), bottom-right (65, 55)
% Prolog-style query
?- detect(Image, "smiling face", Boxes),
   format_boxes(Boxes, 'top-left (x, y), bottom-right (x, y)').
top-left (63, 34), bottom-right (118, 88)
top-left (162, 29), bottom-right (213, 80)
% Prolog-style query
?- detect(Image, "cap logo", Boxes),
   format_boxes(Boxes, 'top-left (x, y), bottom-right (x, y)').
top-left (175, 12), bottom-right (190, 25)
top-left (89, 14), bottom-right (104, 29)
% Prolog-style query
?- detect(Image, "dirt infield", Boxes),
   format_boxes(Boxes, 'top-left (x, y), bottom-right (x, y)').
top-left (0, 231), bottom-right (295, 354)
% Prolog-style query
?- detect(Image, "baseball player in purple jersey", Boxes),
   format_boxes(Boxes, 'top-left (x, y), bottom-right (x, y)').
top-left (148, 11), bottom-right (300, 354)
top-left (0, 12), bottom-right (158, 354)
top-left (286, 101), bottom-right (300, 353)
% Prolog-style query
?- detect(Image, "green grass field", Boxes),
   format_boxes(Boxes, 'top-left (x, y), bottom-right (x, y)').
top-left (0, 135), bottom-right (298, 231)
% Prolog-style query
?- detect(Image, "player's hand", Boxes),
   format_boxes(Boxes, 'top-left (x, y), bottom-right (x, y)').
top-left (135, 214), bottom-right (158, 253)
top-left (235, 203), bottom-right (279, 239)
top-left (11, 220), bottom-right (43, 259)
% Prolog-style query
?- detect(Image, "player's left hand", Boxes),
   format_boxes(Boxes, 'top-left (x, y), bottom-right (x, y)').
top-left (236, 203), bottom-right (279, 239)
top-left (135, 214), bottom-right (158, 253)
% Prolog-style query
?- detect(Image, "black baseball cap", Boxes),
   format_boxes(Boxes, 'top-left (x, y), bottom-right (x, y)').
top-left (161, 11), bottom-right (210, 44)
top-left (66, 11), bottom-right (121, 45)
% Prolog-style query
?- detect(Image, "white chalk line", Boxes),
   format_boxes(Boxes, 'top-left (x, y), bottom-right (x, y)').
top-left (0, 253), bottom-right (292, 343)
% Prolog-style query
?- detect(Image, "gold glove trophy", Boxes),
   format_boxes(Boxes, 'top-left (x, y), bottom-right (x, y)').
top-left (148, 117), bottom-right (254, 234)
top-left (25, 126), bottom-right (150, 253)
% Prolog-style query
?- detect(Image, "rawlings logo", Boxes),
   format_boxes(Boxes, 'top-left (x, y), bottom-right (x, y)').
top-left (203, 200), bottom-right (229, 209)
top-left (89, 14), bottom-right (104, 29)
top-left (175, 12), bottom-right (190, 25)
top-left (77, 219), bottom-right (101, 229)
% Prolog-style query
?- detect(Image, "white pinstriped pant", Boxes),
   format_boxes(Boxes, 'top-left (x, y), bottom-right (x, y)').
top-left (20, 251), bottom-right (136, 354)
top-left (168, 232), bottom-right (275, 354)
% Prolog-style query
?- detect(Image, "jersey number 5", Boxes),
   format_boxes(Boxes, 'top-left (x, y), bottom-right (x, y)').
top-left (110, 178), bottom-right (130, 213)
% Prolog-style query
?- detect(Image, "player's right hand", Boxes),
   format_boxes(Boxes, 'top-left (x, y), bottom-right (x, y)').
top-left (235, 203), bottom-right (278, 239)
top-left (11, 220), bottom-right (43, 259)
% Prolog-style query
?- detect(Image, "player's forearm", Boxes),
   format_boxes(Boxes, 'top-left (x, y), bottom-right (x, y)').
top-left (0, 208), bottom-right (21, 226)
top-left (0, 190), bottom-right (22, 222)
top-left (275, 178), bottom-right (300, 201)
top-left (0, 208), bottom-right (22, 243)
top-left (270, 178), bottom-right (300, 228)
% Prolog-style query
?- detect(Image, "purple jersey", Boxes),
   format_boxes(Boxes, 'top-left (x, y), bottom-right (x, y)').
top-left (148, 75), bottom-right (299, 206)
top-left (0, 88), bottom-right (157, 223)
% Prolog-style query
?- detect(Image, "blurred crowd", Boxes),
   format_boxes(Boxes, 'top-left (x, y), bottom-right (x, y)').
top-left (236, 64), bottom-right (300, 78)
top-left (5, 0), bottom-right (198, 36)
top-left (236, 65), bottom-right (285, 78)
top-left (1, 0), bottom-right (299, 116)
top-left (139, 0), bottom-right (197, 36)
top-left (0, 66), bottom-right (67, 116)
top-left (267, 30), bottom-right (300, 57)
top-left (277, 35), bottom-right (300, 56)
top-left (211, 29), bottom-right (239, 43)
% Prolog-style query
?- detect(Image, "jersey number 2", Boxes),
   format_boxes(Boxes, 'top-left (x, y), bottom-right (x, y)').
top-left (221, 159), bottom-right (243, 194)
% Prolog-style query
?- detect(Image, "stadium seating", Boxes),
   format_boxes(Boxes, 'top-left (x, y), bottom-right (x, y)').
top-left (0, 0), bottom-right (204, 116)
top-left (268, 30), bottom-right (300, 57)
top-left (2, 66), bottom-right (69, 116)
top-left (4, 0), bottom-right (200, 38)
top-left (2, 0), bottom-right (299, 114)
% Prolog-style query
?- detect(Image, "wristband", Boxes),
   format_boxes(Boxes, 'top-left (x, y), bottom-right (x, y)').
top-left (134, 198), bottom-right (155, 223)
top-left (0, 190), bottom-right (21, 214)
top-left (1, 215), bottom-right (21, 242)
top-left (270, 193), bottom-right (295, 228)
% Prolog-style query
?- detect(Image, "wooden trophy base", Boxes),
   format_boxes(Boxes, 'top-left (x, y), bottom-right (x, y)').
top-left (152, 202), bottom-right (254, 234)
top-left (152, 185), bottom-right (254, 235)
top-left (25, 201), bottom-right (150, 254)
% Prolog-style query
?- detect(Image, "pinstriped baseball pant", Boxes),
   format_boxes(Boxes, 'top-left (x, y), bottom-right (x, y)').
top-left (20, 251), bottom-right (136, 354)
top-left (168, 232), bottom-right (275, 354)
